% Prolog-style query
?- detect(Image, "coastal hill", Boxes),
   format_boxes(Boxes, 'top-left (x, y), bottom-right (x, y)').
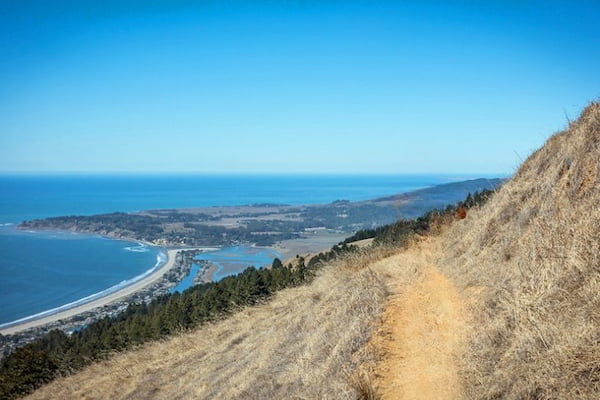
top-left (439, 101), bottom-right (600, 398)
top-left (9, 102), bottom-right (600, 398)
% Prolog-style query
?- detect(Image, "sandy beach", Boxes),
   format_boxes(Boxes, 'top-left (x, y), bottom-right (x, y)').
top-left (0, 249), bottom-right (183, 336)
top-left (0, 237), bottom-right (340, 337)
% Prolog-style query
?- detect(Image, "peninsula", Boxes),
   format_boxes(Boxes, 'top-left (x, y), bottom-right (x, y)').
top-left (19, 178), bottom-right (502, 249)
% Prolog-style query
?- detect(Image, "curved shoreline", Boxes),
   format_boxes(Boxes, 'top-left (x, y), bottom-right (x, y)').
top-left (0, 236), bottom-right (337, 337)
top-left (0, 249), bottom-right (181, 336)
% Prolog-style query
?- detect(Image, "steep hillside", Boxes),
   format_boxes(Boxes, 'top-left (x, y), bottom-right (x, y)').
top-left (23, 103), bottom-right (599, 399)
top-left (441, 102), bottom-right (600, 399)
top-left (24, 250), bottom-right (392, 400)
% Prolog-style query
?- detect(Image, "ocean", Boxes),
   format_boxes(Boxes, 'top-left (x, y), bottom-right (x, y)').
top-left (0, 173), bottom-right (484, 326)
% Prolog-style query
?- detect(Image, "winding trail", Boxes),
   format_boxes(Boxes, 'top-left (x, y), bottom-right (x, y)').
top-left (373, 249), bottom-right (466, 399)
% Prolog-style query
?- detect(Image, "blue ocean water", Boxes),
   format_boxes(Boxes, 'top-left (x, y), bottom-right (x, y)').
top-left (0, 174), bottom-right (482, 224)
top-left (0, 228), bottom-right (163, 326)
top-left (0, 173), bottom-right (485, 326)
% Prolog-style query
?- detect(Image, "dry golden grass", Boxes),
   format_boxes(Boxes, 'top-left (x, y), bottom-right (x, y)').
top-left (441, 102), bottom-right (600, 399)
top-left (26, 102), bottom-right (600, 399)
top-left (26, 249), bottom-right (395, 400)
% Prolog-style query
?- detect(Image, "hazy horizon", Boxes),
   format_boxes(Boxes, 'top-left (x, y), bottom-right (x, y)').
top-left (0, 171), bottom-right (507, 177)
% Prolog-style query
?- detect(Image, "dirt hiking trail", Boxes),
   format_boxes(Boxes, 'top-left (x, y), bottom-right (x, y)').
top-left (372, 243), bottom-right (467, 400)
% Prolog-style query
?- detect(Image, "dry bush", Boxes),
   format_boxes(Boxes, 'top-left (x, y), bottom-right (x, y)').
top-left (27, 249), bottom-right (393, 400)
top-left (441, 102), bottom-right (600, 399)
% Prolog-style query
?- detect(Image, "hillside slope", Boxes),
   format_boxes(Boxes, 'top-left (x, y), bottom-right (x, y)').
top-left (441, 102), bottom-right (600, 399)
top-left (25, 251), bottom-right (391, 400)
top-left (25, 102), bottom-right (599, 399)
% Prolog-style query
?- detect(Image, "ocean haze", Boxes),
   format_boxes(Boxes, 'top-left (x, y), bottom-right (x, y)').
top-left (0, 173), bottom-right (491, 223)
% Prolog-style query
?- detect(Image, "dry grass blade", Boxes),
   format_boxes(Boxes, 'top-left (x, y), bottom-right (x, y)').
top-left (442, 102), bottom-right (600, 399)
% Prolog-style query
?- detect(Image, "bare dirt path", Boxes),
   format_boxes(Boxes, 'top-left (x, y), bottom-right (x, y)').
top-left (373, 259), bottom-right (467, 400)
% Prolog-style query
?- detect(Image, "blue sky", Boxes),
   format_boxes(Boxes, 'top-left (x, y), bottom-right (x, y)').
top-left (0, 1), bottom-right (598, 174)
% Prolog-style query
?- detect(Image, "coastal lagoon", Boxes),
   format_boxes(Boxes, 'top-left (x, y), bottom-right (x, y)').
top-left (170, 246), bottom-right (281, 294)
top-left (0, 174), bottom-right (487, 327)
top-left (201, 246), bottom-right (281, 282)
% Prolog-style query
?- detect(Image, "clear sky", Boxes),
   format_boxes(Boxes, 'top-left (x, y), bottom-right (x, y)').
top-left (0, 0), bottom-right (598, 174)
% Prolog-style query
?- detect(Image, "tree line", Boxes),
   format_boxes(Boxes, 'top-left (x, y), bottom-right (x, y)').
top-left (342, 189), bottom-right (494, 247)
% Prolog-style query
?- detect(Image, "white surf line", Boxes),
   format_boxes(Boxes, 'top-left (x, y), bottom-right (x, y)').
top-left (0, 249), bottom-right (181, 335)
top-left (0, 252), bottom-right (168, 330)
top-left (0, 246), bottom-right (222, 335)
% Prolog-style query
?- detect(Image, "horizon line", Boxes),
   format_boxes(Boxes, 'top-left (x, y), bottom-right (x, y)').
top-left (0, 170), bottom-right (510, 177)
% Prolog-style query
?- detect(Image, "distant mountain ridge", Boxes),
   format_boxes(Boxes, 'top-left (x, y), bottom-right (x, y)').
top-left (370, 177), bottom-right (503, 217)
